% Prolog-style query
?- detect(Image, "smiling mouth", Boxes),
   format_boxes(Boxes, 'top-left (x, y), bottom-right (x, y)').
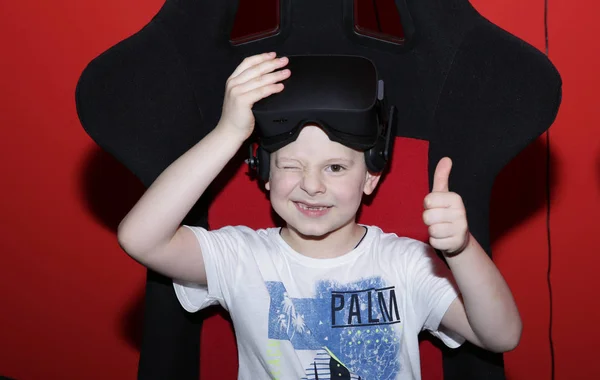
top-left (294, 202), bottom-right (332, 211)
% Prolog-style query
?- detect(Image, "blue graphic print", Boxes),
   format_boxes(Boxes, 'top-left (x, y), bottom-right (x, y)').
top-left (266, 277), bottom-right (402, 379)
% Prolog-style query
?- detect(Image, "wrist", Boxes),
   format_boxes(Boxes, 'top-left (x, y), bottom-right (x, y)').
top-left (215, 122), bottom-right (252, 144)
top-left (443, 231), bottom-right (471, 258)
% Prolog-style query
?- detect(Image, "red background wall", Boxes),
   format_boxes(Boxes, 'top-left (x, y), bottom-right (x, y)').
top-left (0, 0), bottom-right (598, 379)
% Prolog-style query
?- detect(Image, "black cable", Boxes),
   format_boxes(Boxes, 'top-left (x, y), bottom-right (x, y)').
top-left (372, 0), bottom-right (383, 33)
top-left (543, 0), bottom-right (555, 379)
top-left (544, 0), bottom-right (550, 56)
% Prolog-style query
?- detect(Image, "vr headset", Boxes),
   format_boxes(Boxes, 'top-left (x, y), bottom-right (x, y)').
top-left (248, 55), bottom-right (397, 181)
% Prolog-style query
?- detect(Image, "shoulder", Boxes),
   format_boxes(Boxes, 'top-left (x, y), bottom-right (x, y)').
top-left (365, 225), bottom-right (429, 254)
top-left (363, 226), bottom-right (450, 286)
top-left (362, 225), bottom-right (437, 268)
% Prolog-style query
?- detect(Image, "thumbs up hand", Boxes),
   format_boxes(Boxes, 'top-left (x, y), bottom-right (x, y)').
top-left (423, 157), bottom-right (470, 256)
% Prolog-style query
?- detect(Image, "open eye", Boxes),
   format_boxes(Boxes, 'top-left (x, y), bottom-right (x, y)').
top-left (327, 164), bottom-right (346, 173)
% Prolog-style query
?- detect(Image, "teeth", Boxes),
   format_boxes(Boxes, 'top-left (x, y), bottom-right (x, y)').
top-left (298, 203), bottom-right (328, 211)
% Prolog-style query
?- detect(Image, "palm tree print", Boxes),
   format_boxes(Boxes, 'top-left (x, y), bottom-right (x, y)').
top-left (291, 312), bottom-right (306, 340)
top-left (280, 292), bottom-right (307, 340)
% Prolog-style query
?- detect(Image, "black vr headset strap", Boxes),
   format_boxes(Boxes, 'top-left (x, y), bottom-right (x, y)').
top-left (365, 80), bottom-right (396, 173)
top-left (364, 104), bottom-right (396, 173)
top-left (247, 143), bottom-right (271, 182)
top-left (384, 105), bottom-right (397, 163)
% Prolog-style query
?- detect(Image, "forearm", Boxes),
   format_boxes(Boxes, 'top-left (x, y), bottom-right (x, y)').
top-left (445, 234), bottom-right (522, 350)
top-left (117, 124), bottom-right (246, 254)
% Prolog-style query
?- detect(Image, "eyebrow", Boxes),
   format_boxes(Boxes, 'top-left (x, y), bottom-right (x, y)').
top-left (275, 157), bottom-right (300, 163)
top-left (323, 158), bottom-right (355, 165)
top-left (276, 157), bottom-right (355, 165)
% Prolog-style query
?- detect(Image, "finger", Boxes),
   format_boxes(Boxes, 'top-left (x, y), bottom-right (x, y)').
top-left (432, 157), bottom-right (452, 192)
top-left (230, 56), bottom-right (288, 87)
top-left (239, 82), bottom-right (285, 106)
top-left (423, 192), bottom-right (463, 210)
top-left (236, 68), bottom-right (291, 95)
top-left (427, 223), bottom-right (454, 239)
top-left (230, 52), bottom-right (276, 79)
top-left (422, 208), bottom-right (465, 226)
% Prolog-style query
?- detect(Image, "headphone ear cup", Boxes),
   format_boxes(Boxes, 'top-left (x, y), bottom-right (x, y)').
top-left (257, 146), bottom-right (270, 182)
top-left (364, 137), bottom-right (387, 173)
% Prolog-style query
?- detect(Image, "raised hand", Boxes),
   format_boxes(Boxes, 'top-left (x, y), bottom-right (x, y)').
top-left (218, 52), bottom-right (290, 140)
top-left (422, 157), bottom-right (470, 255)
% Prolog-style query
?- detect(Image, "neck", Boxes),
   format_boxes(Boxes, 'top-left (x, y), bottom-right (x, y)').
top-left (281, 221), bottom-right (366, 259)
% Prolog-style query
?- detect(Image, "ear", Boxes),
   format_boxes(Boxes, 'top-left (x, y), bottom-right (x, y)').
top-left (363, 171), bottom-right (381, 195)
top-left (264, 180), bottom-right (270, 191)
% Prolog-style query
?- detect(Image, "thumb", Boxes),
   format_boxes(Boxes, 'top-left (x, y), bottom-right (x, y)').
top-left (432, 157), bottom-right (452, 192)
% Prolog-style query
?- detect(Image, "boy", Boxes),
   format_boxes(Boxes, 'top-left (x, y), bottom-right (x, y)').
top-left (118, 52), bottom-right (521, 379)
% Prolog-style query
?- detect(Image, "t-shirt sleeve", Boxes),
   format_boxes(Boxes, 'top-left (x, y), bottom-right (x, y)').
top-left (172, 225), bottom-right (249, 313)
top-left (406, 241), bottom-right (465, 348)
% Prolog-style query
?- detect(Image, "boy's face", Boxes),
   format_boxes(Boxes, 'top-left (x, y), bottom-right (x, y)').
top-left (265, 125), bottom-right (380, 238)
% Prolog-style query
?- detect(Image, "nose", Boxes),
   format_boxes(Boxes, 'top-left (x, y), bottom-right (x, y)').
top-left (299, 169), bottom-right (326, 196)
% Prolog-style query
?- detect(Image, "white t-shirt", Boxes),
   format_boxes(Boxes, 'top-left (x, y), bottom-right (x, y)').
top-left (173, 225), bottom-right (464, 380)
